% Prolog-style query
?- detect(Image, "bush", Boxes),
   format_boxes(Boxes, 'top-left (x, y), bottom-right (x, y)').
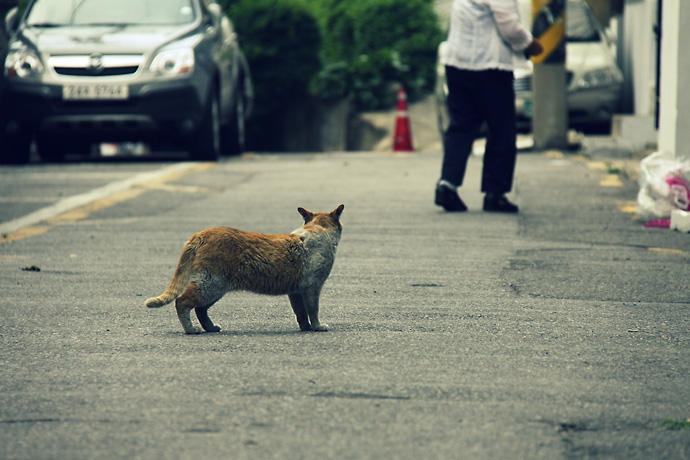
top-left (226, 0), bottom-right (442, 111)
top-left (221, 0), bottom-right (442, 149)
top-left (229, 0), bottom-right (320, 116)
top-left (317, 0), bottom-right (443, 110)
top-left (227, 0), bottom-right (321, 150)
top-left (16, 0), bottom-right (30, 16)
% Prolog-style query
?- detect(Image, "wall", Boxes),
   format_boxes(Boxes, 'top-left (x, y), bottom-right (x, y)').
top-left (658, 0), bottom-right (690, 159)
top-left (618, 0), bottom-right (658, 116)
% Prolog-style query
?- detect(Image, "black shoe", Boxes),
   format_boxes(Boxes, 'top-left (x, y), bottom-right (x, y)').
top-left (435, 185), bottom-right (467, 212)
top-left (483, 194), bottom-right (518, 213)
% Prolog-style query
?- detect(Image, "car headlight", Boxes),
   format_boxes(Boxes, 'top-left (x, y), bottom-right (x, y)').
top-left (149, 48), bottom-right (195, 76)
top-left (5, 49), bottom-right (44, 79)
top-left (575, 68), bottom-right (622, 89)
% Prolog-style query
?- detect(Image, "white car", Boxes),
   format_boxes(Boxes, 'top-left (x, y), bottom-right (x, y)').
top-left (436, 0), bottom-right (623, 134)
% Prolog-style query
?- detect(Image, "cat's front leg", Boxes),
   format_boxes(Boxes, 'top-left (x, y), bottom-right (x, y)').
top-left (288, 293), bottom-right (312, 331)
top-left (302, 289), bottom-right (328, 332)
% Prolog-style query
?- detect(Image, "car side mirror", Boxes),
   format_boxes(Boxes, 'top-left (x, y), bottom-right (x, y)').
top-left (4, 7), bottom-right (19, 37)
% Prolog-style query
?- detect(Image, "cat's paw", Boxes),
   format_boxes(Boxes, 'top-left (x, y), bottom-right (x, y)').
top-left (184, 327), bottom-right (204, 334)
top-left (313, 323), bottom-right (329, 332)
top-left (207, 325), bottom-right (221, 333)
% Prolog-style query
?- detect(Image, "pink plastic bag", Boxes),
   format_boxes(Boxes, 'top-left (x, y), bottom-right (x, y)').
top-left (637, 151), bottom-right (690, 219)
top-left (665, 173), bottom-right (690, 211)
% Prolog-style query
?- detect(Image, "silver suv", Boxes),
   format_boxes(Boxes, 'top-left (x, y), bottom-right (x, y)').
top-left (1, 0), bottom-right (253, 163)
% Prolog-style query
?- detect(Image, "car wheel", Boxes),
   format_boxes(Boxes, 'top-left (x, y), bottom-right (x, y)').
top-left (221, 89), bottom-right (245, 156)
top-left (36, 134), bottom-right (67, 162)
top-left (189, 91), bottom-right (220, 161)
top-left (0, 131), bottom-right (32, 164)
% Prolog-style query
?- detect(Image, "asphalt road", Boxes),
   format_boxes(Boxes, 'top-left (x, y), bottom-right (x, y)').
top-left (1, 150), bottom-right (689, 459)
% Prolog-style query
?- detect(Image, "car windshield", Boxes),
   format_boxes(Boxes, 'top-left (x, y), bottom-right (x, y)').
top-left (566, 0), bottom-right (600, 42)
top-left (25, 0), bottom-right (196, 27)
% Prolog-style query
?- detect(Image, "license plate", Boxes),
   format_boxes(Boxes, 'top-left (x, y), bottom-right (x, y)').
top-left (63, 84), bottom-right (129, 100)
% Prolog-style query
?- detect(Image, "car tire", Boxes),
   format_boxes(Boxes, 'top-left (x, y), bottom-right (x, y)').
top-left (0, 131), bottom-right (32, 164)
top-left (36, 134), bottom-right (67, 162)
top-left (221, 89), bottom-right (245, 156)
top-left (189, 91), bottom-right (220, 161)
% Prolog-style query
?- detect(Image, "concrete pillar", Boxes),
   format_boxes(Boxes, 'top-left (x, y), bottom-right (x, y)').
top-left (658, 0), bottom-right (690, 160)
top-left (531, 0), bottom-right (568, 150)
top-left (532, 64), bottom-right (568, 150)
top-left (584, 0), bottom-right (612, 26)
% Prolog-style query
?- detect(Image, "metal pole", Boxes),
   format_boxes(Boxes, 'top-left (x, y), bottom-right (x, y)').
top-left (531, 0), bottom-right (568, 150)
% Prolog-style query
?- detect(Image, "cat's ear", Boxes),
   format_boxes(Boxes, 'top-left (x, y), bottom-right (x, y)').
top-left (332, 204), bottom-right (345, 219)
top-left (298, 207), bottom-right (314, 222)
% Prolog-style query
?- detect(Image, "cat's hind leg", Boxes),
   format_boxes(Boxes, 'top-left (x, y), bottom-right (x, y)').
top-left (288, 293), bottom-right (312, 331)
top-left (175, 293), bottom-right (202, 334)
top-left (175, 281), bottom-right (222, 334)
top-left (195, 307), bottom-right (221, 333)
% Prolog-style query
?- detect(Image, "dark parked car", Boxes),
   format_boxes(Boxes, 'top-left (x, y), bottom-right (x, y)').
top-left (0, 0), bottom-right (252, 163)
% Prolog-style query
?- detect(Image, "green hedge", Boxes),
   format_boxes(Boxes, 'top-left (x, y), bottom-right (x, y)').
top-left (228, 0), bottom-right (320, 116)
top-left (317, 0), bottom-right (443, 110)
top-left (227, 0), bottom-right (321, 150)
top-left (226, 0), bottom-right (441, 109)
top-left (222, 0), bottom-right (442, 149)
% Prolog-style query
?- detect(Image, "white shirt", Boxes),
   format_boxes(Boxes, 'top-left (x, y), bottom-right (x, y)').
top-left (442, 0), bottom-right (534, 72)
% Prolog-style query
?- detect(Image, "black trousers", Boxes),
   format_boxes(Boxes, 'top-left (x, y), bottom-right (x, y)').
top-left (441, 66), bottom-right (517, 194)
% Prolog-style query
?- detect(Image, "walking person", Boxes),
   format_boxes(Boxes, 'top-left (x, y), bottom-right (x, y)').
top-left (436, 0), bottom-right (543, 213)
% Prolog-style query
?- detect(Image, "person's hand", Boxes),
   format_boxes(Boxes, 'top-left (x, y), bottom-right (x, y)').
top-left (524, 38), bottom-right (544, 57)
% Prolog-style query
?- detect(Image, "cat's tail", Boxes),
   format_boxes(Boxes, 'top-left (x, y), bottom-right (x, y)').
top-left (145, 236), bottom-right (200, 308)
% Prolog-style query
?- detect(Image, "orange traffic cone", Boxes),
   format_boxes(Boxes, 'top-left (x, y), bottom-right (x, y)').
top-left (393, 88), bottom-right (414, 152)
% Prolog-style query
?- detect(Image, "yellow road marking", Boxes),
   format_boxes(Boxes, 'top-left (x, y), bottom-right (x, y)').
top-left (1, 162), bottom-right (216, 243)
top-left (0, 254), bottom-right (29, 261)
top-left (136, 183), bottom-right (211, 194)
top-left (648, 247), bottom-right (689, 257)
top-left (600, 174), bottom-right (623, 187)
top-left (46, 188), bottom-right (146, 224)
top-left (586, 161), bottom-right (608, 170)
top-left (1, 226), bottom-right (52, 243)
top-left (618, 201), bottom-right (637, 214)
top-left (137, 162), bottom-right (215, 188)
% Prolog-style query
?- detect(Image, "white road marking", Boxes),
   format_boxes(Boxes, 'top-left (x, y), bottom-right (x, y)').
top-left (0, 197), bottom-right (60, 203)
top-left (0, 172), bottom-right (136, 181)
top-left (0, 162), bottom-right (207, 235)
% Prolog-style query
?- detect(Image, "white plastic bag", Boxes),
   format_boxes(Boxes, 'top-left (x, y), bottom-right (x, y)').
top-left (636, 151), bottom-right (690, 219)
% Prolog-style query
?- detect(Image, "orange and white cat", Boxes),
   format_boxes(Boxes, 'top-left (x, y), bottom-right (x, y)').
top-left (146, 205), bottom-right (344, 334)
